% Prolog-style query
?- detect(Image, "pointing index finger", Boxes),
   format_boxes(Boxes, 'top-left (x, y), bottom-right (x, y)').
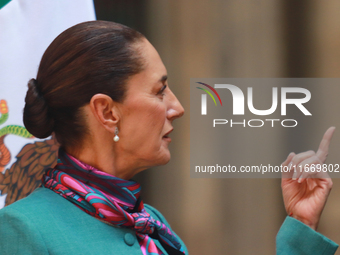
top-left (316, 127), bottom-right (336, 162)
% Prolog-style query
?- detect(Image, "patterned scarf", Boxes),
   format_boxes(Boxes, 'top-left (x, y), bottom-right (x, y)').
top-left (42, 149), bottom-right (185, 255)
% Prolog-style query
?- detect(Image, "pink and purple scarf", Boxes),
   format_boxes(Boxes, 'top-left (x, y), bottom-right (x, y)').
top-left (42, 149), bottom-right (185, 255)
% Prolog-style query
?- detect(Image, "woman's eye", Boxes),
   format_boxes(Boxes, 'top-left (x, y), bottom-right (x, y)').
top-left (157, 85), bottom-right (167, 96)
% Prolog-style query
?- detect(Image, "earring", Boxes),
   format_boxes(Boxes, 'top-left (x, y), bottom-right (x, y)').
top-left (113, 127), bottom-right (119, 142)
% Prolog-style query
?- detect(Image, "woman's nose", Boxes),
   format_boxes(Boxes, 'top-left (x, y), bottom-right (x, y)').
top-left (166, 89), bottom-right (184, 120)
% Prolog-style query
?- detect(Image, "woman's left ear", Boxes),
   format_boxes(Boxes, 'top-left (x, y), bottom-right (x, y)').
top-left (89, 94), bottom-right (120, 134)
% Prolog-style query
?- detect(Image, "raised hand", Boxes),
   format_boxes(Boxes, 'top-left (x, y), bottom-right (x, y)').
top-left (281, 127), bottom-right (336, 230)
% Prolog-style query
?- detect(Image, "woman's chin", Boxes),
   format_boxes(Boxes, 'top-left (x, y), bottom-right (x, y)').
top-left (156, 150), bottom-right (171, 166)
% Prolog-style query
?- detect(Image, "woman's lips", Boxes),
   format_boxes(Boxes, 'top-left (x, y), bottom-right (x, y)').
top-left (162, 136), bottom-right (171, 142)
top-left (162, 128), bottom-right (173, 141)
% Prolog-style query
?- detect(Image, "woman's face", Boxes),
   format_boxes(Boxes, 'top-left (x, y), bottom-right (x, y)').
top-left (116, 39), bottom-right (184, 172)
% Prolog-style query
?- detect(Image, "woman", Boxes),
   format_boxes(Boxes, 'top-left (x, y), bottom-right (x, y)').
top-left (0, 20), bottom-right (337, 254)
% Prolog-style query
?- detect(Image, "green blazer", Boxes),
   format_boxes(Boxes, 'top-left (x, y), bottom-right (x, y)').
top-left (0, 187), bottom-right (338, 254)
top-left (277, 216), bottom-right (338, 254)
top-left (0, 187), bottom-right (188, 254)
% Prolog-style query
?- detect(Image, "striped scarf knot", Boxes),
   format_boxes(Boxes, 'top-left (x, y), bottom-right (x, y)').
top-left (132, 211), bottom-right (156, 234)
